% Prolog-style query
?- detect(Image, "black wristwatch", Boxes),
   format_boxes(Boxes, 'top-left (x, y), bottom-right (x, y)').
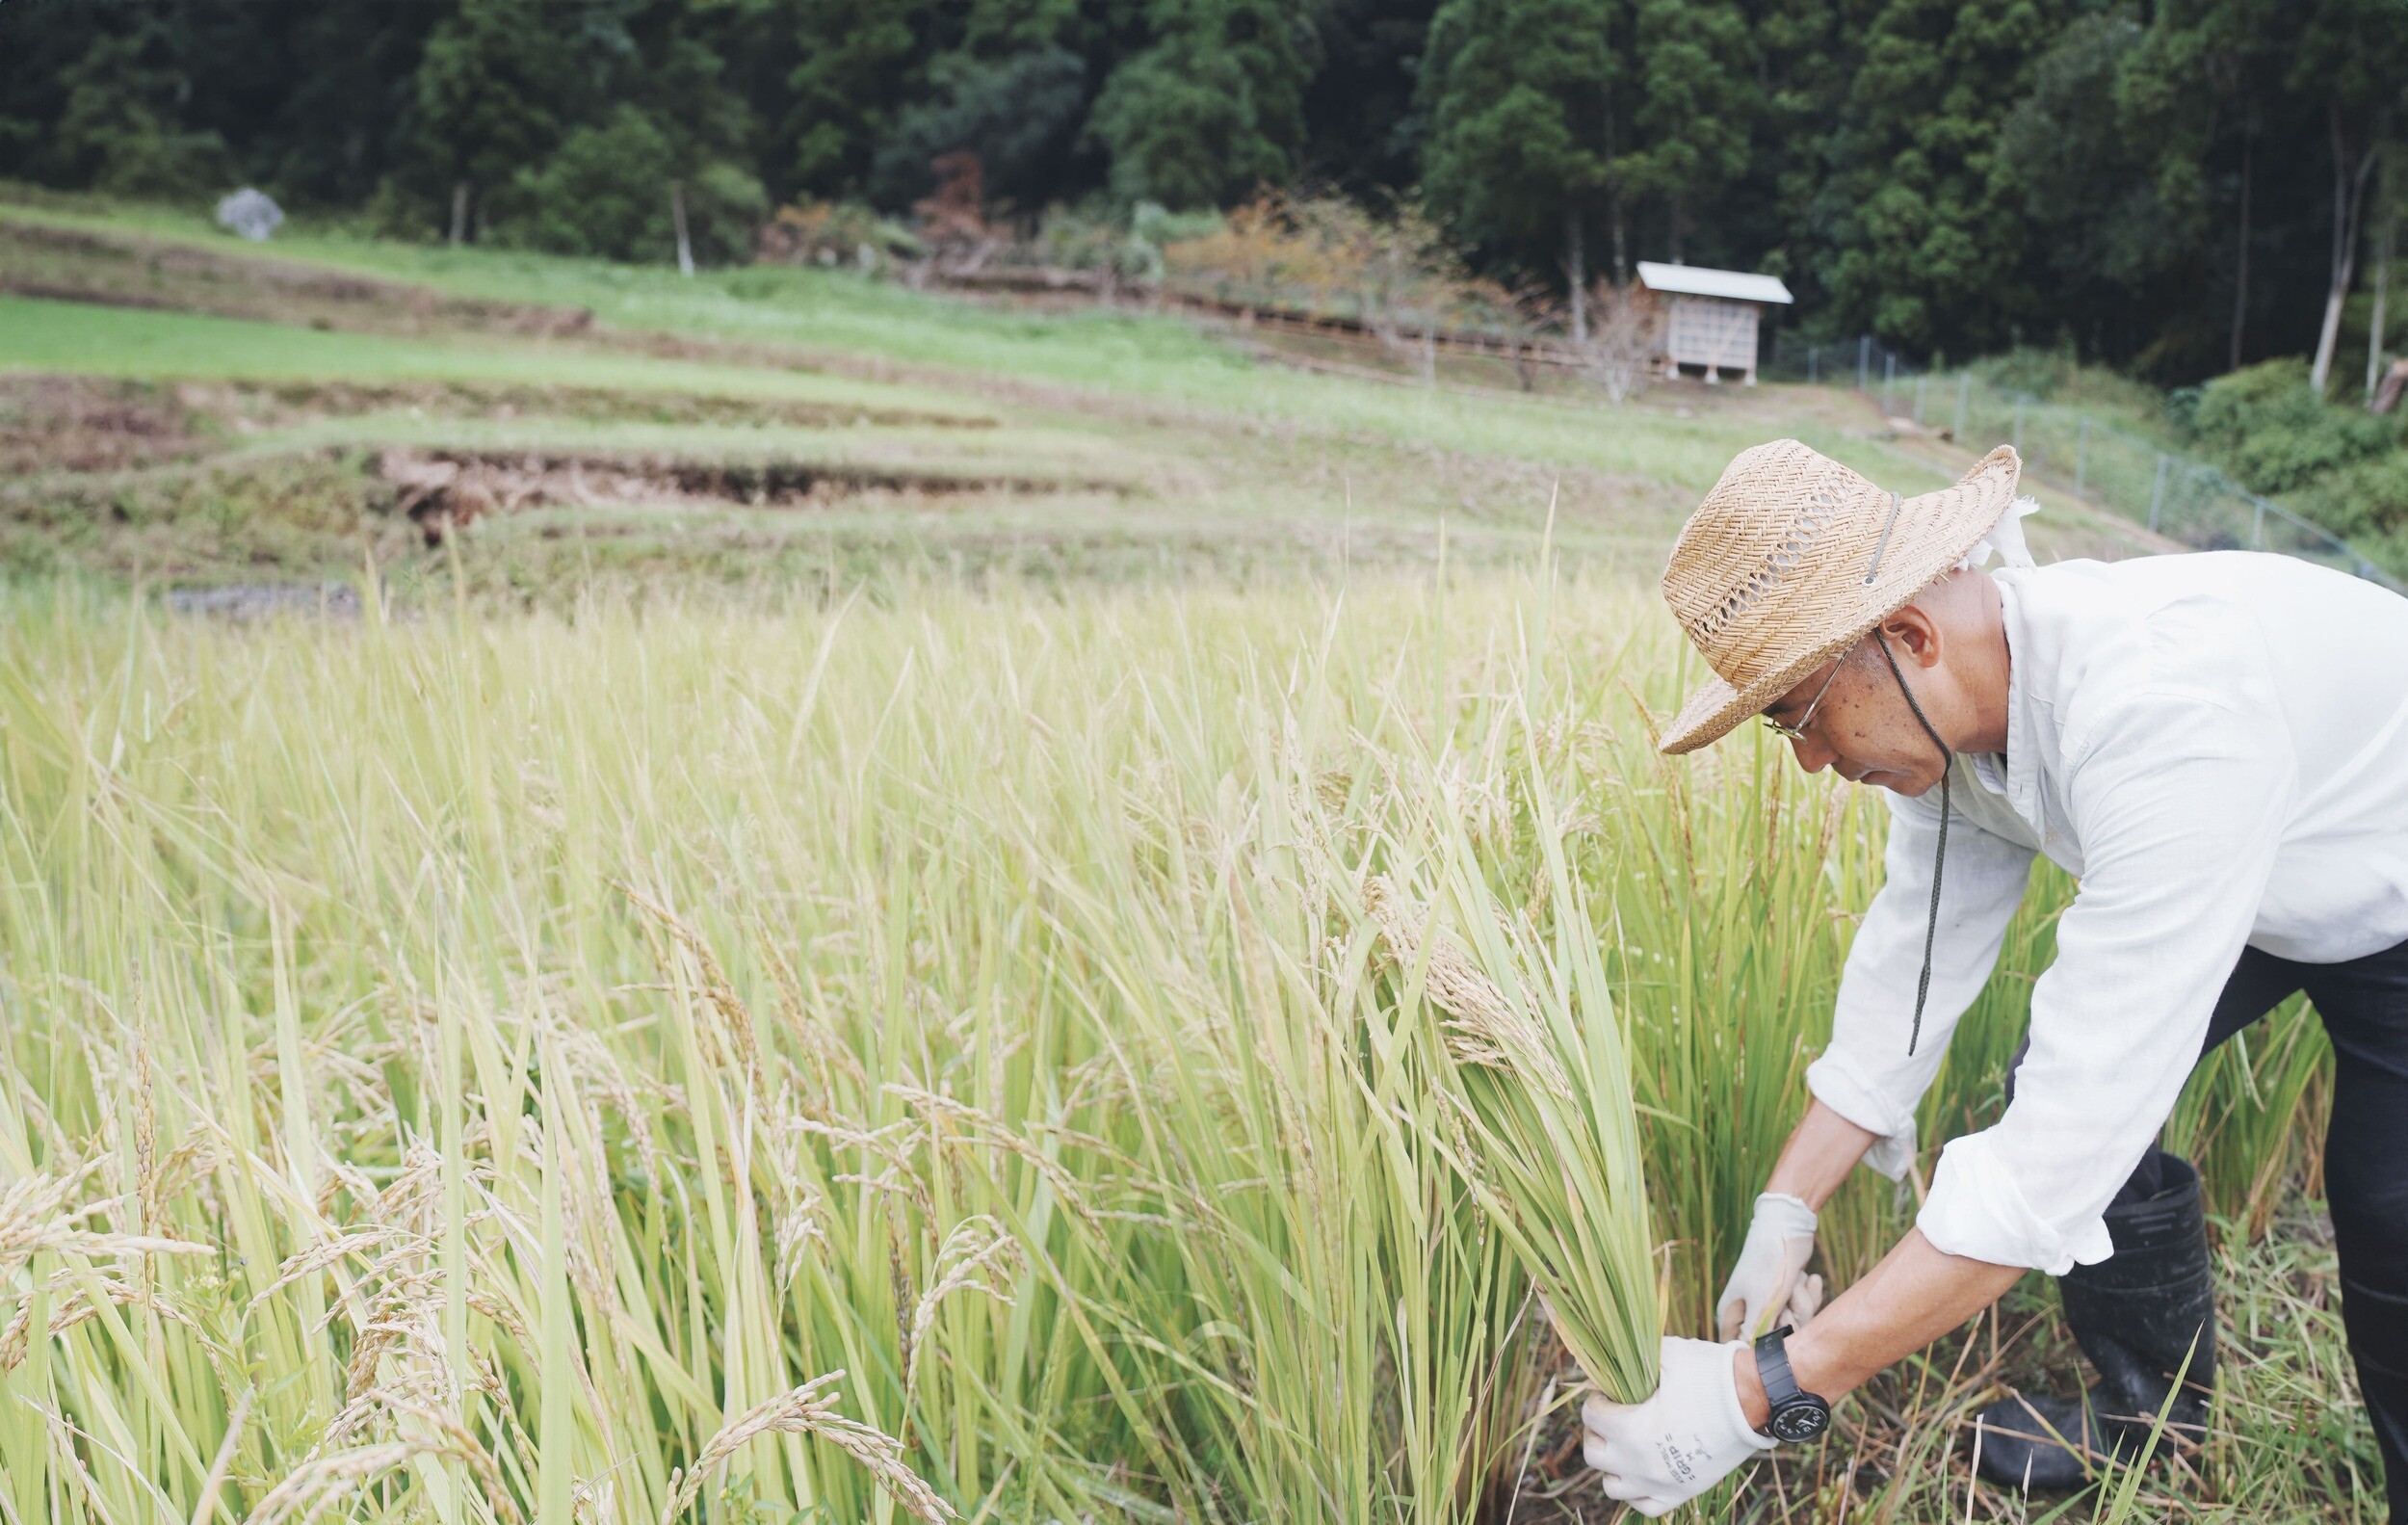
top-left (1752, 1325), bottom-right (1831, 1443)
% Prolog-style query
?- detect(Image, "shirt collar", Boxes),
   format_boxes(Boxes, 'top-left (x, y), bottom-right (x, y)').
top-left (1994, 572), bottom-right (2042, 830)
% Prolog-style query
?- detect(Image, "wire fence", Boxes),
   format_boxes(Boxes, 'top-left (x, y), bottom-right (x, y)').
top-left (1765, 334), bottom-right (2404, 593)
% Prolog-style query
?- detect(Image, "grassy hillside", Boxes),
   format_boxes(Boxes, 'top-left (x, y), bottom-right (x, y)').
top-left (0, 197), bottom-right (2168, 598)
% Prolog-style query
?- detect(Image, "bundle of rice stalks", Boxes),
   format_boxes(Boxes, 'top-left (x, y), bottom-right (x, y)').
top-left (1360, 832), bottom-right (1660, 1405)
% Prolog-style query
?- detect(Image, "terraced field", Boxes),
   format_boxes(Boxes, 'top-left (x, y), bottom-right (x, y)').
top-left (0, 200), bottom-right (2170, 601)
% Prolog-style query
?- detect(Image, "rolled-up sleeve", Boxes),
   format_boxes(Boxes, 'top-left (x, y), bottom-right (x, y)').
top-left (1916, 679), bottom-right (2291, 1273)
top-left (1807, 781), bottom-right (2035, 1179)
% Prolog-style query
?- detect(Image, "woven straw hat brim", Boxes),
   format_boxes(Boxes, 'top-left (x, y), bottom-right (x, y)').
top-left (1658, 446), bottom-right (2021, 755)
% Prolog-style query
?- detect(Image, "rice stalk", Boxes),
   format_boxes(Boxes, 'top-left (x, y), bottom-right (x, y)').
top-left (1358, 856), bottom-right (1659, 1405)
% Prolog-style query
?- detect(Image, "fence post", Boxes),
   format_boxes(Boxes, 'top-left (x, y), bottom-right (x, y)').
top-left (2149, 454), bottom-right (2168, 533)
top-left (1915, 372), bottom-right (1927, 425)
top-left (2012, 396), bottom-right (2025, 457)
top-left (2075, 415), bottom-right (2089, 497)
top-left (1857, 335), bottom-right (1871, 390)
top-left (1809, 346), bottom-right (1819, 383)
top-left (1955, 372), bottom-right (1970, 440)
top-left (671, 181), bottom-right (694, 277)
top-left (1882, 353), bottom-right (1896, 410)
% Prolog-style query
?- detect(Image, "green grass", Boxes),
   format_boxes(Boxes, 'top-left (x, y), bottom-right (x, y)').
top-left (0, 294), bottom-right (981, 418)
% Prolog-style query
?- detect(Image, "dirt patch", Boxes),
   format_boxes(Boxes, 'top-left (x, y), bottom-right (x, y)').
top-left (375, 447), bottom-right (1112, 541)
top-left (173, 378), bottom-right (992, 432)
top-left (0, 220), bottom-right (594, 338)
top-left (0, 375), bottom-right (207, 474)
top-left (0, 373), bottom-right (999, 481)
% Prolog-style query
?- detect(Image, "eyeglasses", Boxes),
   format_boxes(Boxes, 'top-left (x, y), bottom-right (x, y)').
top-left (1759, 641), bottom-right (1854, 740)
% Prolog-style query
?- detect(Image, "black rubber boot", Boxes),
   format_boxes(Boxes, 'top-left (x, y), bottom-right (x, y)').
top-left (1975, 1154), bottom-right (2217, 1490)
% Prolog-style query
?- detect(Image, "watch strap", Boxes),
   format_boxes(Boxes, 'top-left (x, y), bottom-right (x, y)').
top-left (1754, 1324), bottom-right (1803, 1406)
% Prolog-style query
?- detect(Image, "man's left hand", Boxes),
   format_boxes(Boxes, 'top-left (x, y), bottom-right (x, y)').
top-left (1582, 1336), bottom-right (1773, 1516)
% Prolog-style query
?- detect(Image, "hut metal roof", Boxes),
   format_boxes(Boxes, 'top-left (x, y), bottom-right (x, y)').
top-left (1635, 262), bottom-right (1793, 304)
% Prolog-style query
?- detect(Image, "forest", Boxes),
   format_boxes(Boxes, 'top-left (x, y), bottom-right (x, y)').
top-left (0, 0), bottom-right (2403, 384)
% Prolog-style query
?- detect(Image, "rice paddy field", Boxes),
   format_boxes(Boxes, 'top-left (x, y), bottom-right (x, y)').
top-left (0, 192), bottom-right (2385, 1523)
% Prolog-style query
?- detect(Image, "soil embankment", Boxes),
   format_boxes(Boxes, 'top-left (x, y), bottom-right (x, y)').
top-left (0, 220), bottom-right (594, 338)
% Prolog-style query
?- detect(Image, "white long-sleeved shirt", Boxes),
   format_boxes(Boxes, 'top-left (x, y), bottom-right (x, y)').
top-left (1803, 551), bottom-right (2408, 1274)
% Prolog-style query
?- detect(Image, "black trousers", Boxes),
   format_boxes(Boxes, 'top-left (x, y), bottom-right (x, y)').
top-left (2006, 936), bottom-right (2408, 1518)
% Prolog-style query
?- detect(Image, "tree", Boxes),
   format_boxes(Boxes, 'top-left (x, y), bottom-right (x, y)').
top-left (616, 11), bottom-right (771, 256)
top-left (2293, 0), bottom-right (2408, 394)
top-left (407, 0), bottom-right (617, 238)
top-left (268, 2), bottom-right (447, 206)
top-left (1576, 278), bottom-right (1663, 401)
top-left (1812, 0), bottom-right (2068, 356)
top-left (2369, 148), bottom-right (2400, 403)
top-left (1086, 0), bottom-right (1321, 209)
top-left (866, 48), bottom-right (1090, 211)
top-left (2127, 0), bottom-right (2297, 371)
top-left (782, 0), bottom-right (949, 197)
top-left (1999, 11), bottom-right (2214, 369)
top-left (0, 1), bottom-right (443, 210)
top-left (1420, 0), bottom-right (1629, 337)
top-left (402, 0), bottom-right (765, 253)
top-left (1707, 0), bottom-right (1843, 291)
top-left (1622, 0), bottom-right (1751, 266)
top-left (48, 22), bottom-right (235, 197)
top-left (1298, 0), bottom-right (1442, 191)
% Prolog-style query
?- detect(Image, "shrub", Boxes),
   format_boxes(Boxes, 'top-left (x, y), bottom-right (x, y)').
top-left (494, 105), bottom-right (675, 260)
top-left (2186, 358), bottom-right (2397, 494)
top-left (2293, 450), bottom-right (2408, 545)
top-left (1160, 189), bottom-right (1473, 341)
top-left (682, 160), bottom-right (770, 263)
top-left (1031, 201), bottom-right (1142, 273)
top-left (756, 198), bottom-right (920, 270)
top-left (494, 106), bottom-right (765, 266)
top-left (1972, 346), bottom-right (2076, 402)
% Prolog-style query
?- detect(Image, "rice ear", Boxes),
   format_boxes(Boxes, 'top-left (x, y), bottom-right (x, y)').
top-left (662, 1373), bottom-right (955, 1524)
top-left (1362, 876), bottom-right (1573, 1100)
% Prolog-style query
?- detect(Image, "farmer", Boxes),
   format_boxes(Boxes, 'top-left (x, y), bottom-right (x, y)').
top-left (1582, 439), bottom-right (2408, 1517)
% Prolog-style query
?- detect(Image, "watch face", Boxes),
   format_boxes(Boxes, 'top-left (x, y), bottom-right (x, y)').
top-left (1767, 1400), bottom-right (1829, 1444)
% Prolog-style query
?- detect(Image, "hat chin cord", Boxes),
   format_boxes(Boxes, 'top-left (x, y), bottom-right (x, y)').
top-left (1871, 629), bottom-right (1952, 1057)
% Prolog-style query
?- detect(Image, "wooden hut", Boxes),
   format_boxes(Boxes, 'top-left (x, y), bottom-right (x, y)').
top-left (1636, 262), bottom-right (1794, 384)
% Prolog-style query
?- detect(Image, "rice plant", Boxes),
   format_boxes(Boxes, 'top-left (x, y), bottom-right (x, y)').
top-left (0, 566), bottom-right (2337, 1523)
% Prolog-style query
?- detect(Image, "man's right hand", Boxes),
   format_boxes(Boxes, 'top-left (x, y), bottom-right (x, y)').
top-left (1715, 1192), bottom-right (1824, 1342)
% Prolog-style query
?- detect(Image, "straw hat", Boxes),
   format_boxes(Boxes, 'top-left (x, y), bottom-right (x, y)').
top-left (1657, 439), bottom-right (2022, 755)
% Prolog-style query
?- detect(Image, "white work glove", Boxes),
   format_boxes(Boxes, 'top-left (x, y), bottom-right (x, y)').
top-left (1715, 1192), bottom-right (1824, 1343)
top-left (1583, 1335), bottom-right (1774, 1515)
